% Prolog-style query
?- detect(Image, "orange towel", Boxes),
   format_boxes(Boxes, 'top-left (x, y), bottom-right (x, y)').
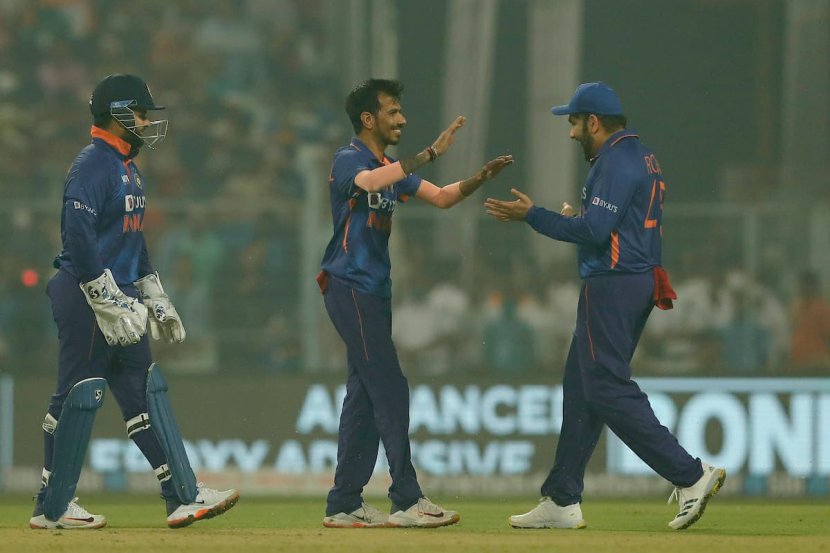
top-left (653, 266), bottom-right (677, 310)
top-left (315, 270), bottom-right (329, 294)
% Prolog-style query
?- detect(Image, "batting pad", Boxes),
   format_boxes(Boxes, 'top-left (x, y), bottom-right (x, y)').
top-left (43, 377), bottom-right (106, 521)
top-left (146, 363), bottom-right (197, 504)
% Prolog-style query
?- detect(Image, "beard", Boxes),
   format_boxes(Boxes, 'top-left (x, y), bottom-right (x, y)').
top-left (578, 134), bottom-right (593, 161)
top-left (577, 120), bottom-right (594, 161)
top-left (385, 126), bottom-right (402, 146)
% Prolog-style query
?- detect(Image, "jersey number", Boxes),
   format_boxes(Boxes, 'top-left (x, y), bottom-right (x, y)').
top-left (644, 179), bottom-right (665, 229)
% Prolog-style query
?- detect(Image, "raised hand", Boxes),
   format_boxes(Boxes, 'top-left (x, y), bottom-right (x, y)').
top-left (431, 116), bottom-right (466, 157)
top-left (484, 188), bottom-right (535, 221)
top-left (479, 155), bottom-right (514, 181)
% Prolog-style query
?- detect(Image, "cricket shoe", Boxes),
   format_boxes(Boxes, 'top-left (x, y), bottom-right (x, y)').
top-left (166, 483), bottom-right (240, 529)
top-left (29, 497), bottom-right (107, 529)
top-left (323, 502), bottom-right (389, 528)
top-left (509, 497), bottom-right (587, 529)
top-left (667, 461), bottom-right (726, 530)
top-left (387, 497), bottom-right (460, 528)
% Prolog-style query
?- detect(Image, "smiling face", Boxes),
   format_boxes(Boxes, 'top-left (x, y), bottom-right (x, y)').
top-left (366, 92), bottom-right (406, 147)
top-left (568, 114), bottom-right (596, 161)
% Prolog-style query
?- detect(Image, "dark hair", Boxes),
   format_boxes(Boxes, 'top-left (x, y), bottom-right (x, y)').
top-left (574, 113), bottom-right (627, 132)
top-left (345, 79), bottom-right (404, 133)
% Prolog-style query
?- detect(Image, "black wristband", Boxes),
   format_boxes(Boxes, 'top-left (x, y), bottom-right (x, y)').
top-left (426, 146), bottom-right (438, 162)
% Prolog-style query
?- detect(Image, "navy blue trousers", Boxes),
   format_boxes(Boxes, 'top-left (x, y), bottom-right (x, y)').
top-left (541, 271), bottom-right (702, 506)
top-left (41, 269), bottom-right (170, 498)
top-left (46, 269), bottom-right (153, 420)
top-left (322, 275), bottom-right (422, 515)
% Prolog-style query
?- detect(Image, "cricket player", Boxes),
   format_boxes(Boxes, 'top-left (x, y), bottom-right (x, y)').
top-left (485, 82), bottom-right (726, 530)
top-left (30, 74), bottom-right (239, 530)
top-left (318, 79), bottom-right (512, 528)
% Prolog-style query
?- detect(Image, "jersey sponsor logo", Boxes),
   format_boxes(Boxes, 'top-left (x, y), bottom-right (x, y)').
top-left (135, 174), bottom-right (143, 189)
top-left (121, 175), bottom-right (130, 184)
top-left (124, 194), bottom-right (146, 213)
top-left (591, 196), bottom-right (618, 213)
top-left (368, 193), bottom-right (397, 212)
top-left (72, 201), bottom-right (97, 216)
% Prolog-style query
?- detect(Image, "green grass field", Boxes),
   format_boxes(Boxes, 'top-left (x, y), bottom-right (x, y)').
top-left (0, 495), bottom-right (827, 553)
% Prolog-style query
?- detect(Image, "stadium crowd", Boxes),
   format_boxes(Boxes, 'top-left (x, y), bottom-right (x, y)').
top-left (0, 0), bottom-right (827, 378)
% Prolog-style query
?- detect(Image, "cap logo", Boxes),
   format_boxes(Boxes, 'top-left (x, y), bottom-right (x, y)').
top-left (111, 99), bottom-right (137, 110)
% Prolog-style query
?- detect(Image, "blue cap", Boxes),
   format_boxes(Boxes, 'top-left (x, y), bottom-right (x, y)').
top-left (551, 82), bottom-right (623, 116)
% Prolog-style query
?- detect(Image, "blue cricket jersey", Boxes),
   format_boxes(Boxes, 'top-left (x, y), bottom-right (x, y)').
top-left (320, 137), bottom-right (422, 298)
top-left (525, 129), bottom-right (665, 278)
top-left (55, 126), bottom-right (154, 285)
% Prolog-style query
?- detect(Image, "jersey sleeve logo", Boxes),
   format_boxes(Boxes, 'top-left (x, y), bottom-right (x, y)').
top-left (72, 201), bottom-right (97, 216)
top-left (591, 196), bottom-right (618, 213)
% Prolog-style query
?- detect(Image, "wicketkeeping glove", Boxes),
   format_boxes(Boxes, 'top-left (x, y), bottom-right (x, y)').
top-left (134, 272), bottom-right (186, 343)
top-left (81, 269), bottom-right (149, 346)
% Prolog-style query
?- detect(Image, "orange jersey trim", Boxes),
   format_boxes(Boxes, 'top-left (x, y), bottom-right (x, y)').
top-left (90, 126), bottom-right (132, 157)
top-left (584, 283), bottom-right (597, 360)
top-left (644, 180), bottom-right (658, 229)
top-left (351, 289), bottom-right (370, 361)
top-left (610, 231), bottom-right (620, 269)
top-left (341, 198), bottom-right (358, 252)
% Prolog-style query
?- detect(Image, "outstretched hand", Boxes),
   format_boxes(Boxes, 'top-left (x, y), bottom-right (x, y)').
top-left (479, 155), bottom-right (514, 181)
top-left (431, 116), bottom-right (466, 157)
top-left (484, 188), bottom-right (535, 221)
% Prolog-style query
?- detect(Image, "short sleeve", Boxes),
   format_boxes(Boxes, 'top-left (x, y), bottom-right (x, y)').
top-left (65, 155), bottom-right (109, 214)
top-left (397, 172), bottom-right (422, 202)
top-left (330, 148), bottom-right (371, 197)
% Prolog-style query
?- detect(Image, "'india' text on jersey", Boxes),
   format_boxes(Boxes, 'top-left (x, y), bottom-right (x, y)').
top-left (54, 127), bottom-right (154, 285)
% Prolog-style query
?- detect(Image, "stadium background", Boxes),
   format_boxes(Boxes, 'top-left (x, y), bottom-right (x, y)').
top-left (0, 0), bottom-right (828, 499)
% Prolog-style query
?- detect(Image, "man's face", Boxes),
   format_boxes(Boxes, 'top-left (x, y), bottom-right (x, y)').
top-left (371, 92), bottom-right (406, 146)
top-left (568, 114), bottom-right (594, 161)
top-left (131, 109), bottom-right (150, 136)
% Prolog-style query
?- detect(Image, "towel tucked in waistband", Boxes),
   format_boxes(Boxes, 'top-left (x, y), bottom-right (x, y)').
top-left (653, 266), bottom-right (677, 310)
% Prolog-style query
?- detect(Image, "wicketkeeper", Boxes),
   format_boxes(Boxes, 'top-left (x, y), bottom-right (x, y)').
top-left (30, 74), bottom-right (239, 530)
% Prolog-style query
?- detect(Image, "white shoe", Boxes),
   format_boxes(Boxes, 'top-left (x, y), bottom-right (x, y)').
top-left (167, 483), bottom-right (240, 529)
top-left (387, 497), bottom-right (460, 528)
top-left (323, 502), bottom-right (389, 528)
top-left (509, 497), bottom-right (587, 529)
top-left (29, 497), bottom-right (107, 529)
top-left (667, 462), bottom-right (726, 530)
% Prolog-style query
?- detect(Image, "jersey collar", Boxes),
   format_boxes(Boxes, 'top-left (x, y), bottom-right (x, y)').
top-left (590, 128), bottom-right (639, 163)
top-left (350, 137), bottom-right (391, 165)
top-left (90, 126), bottom-right (133, 159)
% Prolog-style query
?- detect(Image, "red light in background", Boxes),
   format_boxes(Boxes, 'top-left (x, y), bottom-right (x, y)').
top-left (21, 268), bottom-right (39, 288)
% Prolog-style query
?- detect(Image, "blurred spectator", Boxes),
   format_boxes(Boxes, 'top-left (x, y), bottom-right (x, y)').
top-left (543, 262), bottom-right (581, 368)
top-left (482, 295), bottom-right (536, 375)
top-left (787, 271), bottom-right (830, 374)
top-left (392, 273), bottom-right (444, 375)
top-left (0, 0), bottom-right (825, 378)
top-left (641, 269), bottom-right (728, 375)
top-left (718, 288), bottom-right (769, 374)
